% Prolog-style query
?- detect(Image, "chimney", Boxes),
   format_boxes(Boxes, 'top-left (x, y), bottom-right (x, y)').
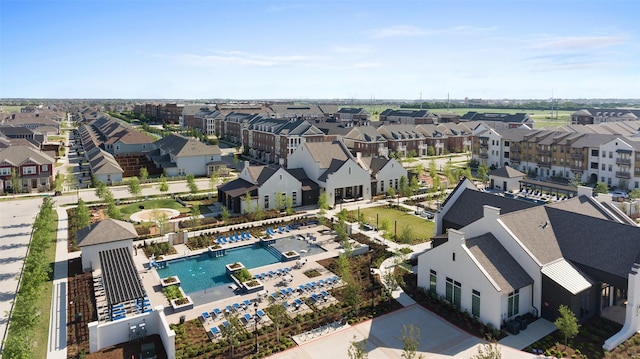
top-left (577, 185), bottom-right (592, 197)
top-left (483, 205), bottom-right (501, 222)
top-left (448, 229), bottom-right (465, 244)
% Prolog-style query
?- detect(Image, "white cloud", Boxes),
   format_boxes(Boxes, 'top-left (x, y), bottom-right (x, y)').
top-left (331, 44), bottom-right (373, 54)
top-left (531, 35), bottom-right (628, 51)
top-left (169, 50), bottom-right (314, 67)
top-left (351, 62), bottom-right (381, 69)
top-left (368, 25), bottom-right (435, 38)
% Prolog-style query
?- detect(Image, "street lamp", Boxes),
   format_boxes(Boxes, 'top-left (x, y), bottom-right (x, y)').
top-left (254, 302), bottom-right (259, 353)
top-left (76, 184), bottom-right (80, 204)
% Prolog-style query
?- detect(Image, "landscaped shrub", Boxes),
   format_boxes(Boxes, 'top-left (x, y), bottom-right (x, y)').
top-left (162, 285), bottom-right (183, 300)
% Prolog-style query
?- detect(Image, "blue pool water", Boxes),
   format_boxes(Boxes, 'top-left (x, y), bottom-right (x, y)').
top-left (156, 244), bottom-right (280, 294)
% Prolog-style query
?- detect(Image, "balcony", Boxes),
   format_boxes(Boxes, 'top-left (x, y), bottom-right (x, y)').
top-left (616, 171), bottom-right (631, 179)
top-left (571, 152), bottom-right (583, 159)
top-left (479, 153), bottom-right (489, 159)
top-left (479, 142), bottom-right (488, 149)
top-left (537, 149), bottom-right (550, 155)
top-left (510, 157), bottom-right (520, 163)
top-left (570, 165), bottom-right (584, 172)
top-left (616, 158), bottom-right (631, 165)
top-left (537, 160), bottom-right (551, 168)
top-left (511, 146), bottom-right (521, 153)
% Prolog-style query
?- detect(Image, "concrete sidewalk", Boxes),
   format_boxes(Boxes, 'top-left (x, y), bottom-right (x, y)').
top-left (47, 207), bottom-right (70, 359)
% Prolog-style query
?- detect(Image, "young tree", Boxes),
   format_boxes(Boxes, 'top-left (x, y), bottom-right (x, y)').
top-left (75, 198), bottom-right (90, 229)
top-left (158, 174), bottom-right (169, 196)
top-left (348, 335), bottom-right (369, 359)
top-left (387, 186), bottom-right (396, 198)
top-left (414, 163), bottom-right (425, 177)
top-left (139, 167), bottom-right (149, 181)
top-left (594, 181), bottom-right (609, 194)
top-left (106, 201), bottom-right (121, 220)
top-left (54, 172), bottom-right (64, 192)
top-left (399, 225), bottom-right (414, 244)
top-left (399, 324), bottom-right (424, 359)
top-left (209, 170), bottom-right (219, 193)
top-left (152, 210), bottom-right (169, 235)
top-left (471, 337), bottom-right (502, 359)
top-left (186, 174), bottom-right (198, 194)
top-left (568, 173), bottom-right (583, 187)
top-left (629, 188), bottom-right (640, 200)
top-left (221, 206), bottom-right (230, 223)
top-left (317, 192), bottom-right (329, 216)
top-left (221, 313), bottom-right (241, 358)
top-left (244, 192), bottom-right (253, 214)
top-left (478, 162), bottom-right (489, 185)
top-left (409, 176), bottom-right (420, 196)
top-left (429, 159), bottom-right (437, 178)
top-left (554, 304), bottom-right (580, 347)
top-left (274, 192), bottom-right (285, 210)
top-left (342, 281), bottom-right (363, 316)
top-left (285, 195), bottom-right (294, 215)
top-left (190, 205), bottom-right (202, 228)
top-left (127, 177), bottom-right (142, 199)
top-left (399, 175), bottom-right (409, 197)
top-left (266, 303), bottom-right (288, 343)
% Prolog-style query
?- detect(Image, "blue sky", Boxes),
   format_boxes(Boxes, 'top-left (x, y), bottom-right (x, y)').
top-left (1, 0), bottom-right (638, 100)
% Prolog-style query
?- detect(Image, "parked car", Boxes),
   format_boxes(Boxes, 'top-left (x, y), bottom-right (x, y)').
top-left (421, 211), bottom-right (435, 219)
top-left (611, 190), bottom-right (629, 199)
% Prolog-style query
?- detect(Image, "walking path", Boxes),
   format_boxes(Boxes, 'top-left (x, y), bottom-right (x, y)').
top-left (47, 208), bottom-right (70, 359)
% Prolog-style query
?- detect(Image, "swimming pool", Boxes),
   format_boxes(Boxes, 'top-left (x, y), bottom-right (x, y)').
top-left (156, 244), bottom-right (280, 294)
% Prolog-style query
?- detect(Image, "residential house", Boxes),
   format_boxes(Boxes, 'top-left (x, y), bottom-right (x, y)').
top-left (335, 108), bottom-right (370, 124)
top-left (147, 133), bottom-right (222, 177)
top-left (420, 180), bottom-right (640, 351)
top-left (356, 155), bottom-right (407, 196)
top-left (287, 140), bottom-right (371, 207)
top-left (379, 109), bottom-right (437, 125)
top-left (488, 166), bottom-right (526, 192)
top-left (86, 147), bottom-right (124, 185)
top-left (218, 164), bottom-right (304, 214)
top-left (0, 145), bottom-right (55, 193)
top-left (76, 218), bottom-right (138, 272)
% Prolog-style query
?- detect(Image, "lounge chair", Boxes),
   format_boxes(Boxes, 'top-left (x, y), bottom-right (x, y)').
top-left (210, 326), bottom-right (220, 337)
top-left (243, 313), bottom-right (253, 324)
top-left (280, 289), bottom-right (287, 296)
top-left (222, 321), bottom-right (229, 328)
top-left (320, 290), bottom-right (330, 298)
top-left (268, 270), bottom-right (276, 277)
top-left (233, 303), bottom-right (241, 312)
top-left (202, 311), bottom-right (211, 321)
top-left (235, 233), bottom-right (241, 241)
top-left (256, 309), bottom-right (267, 321)
top-left (212, 308), bottom-right (222, 317)
top-left (225, 305), bottom-right (233, 313)
top-left (285, 225), bottom-right (291, 232)
top-left (311, 293), bottom-right (322, 303)
top-left (243, 299), bottom-right (252, 307)
top-left (278, 226), bottom-right (285, 233)
top-left (286, 288), bottom-right (294, 296)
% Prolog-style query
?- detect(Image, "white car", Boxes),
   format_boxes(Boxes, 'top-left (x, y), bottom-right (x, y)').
top-left (611, 190), bottom-right (629, 199)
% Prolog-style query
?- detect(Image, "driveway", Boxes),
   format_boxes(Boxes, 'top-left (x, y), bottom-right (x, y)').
top-left (269, 305), bottom-right (535, 359)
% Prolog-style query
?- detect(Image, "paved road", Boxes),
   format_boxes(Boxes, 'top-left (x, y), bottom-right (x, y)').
top-left (0, 196), bottom-right (43, 353)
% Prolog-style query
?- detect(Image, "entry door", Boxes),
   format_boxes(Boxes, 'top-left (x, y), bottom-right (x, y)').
top-left (601, 285), bottom-right (611, 309)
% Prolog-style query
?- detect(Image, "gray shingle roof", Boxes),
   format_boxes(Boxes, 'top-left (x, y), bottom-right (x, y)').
top-left (488, 166), bottom-right (525, 178)
top-left (152, 133), bottom-right (221, 157)
top-left (465, 233), bottom-right (534, 293)
top-left (76, 219), bottom-right (137, 247)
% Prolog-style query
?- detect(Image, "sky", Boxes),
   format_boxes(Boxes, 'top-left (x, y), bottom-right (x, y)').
top-left (1, 0), bottom-right (639, 100)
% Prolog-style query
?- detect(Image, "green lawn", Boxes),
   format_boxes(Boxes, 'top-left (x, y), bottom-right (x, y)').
top-left (349, 205), bottom-right (434, 243)
top-left (119, 199), bottom-right (191, 217)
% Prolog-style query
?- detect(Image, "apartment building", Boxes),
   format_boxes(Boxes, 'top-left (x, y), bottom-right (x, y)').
top-left (571, 108), bottom-right (640, 125)
top-left (472, 125), bottom-right (640, 190)
top-left (379, 109), bottom-right (437, 124)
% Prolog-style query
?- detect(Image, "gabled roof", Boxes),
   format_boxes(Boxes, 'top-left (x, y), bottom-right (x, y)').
top-left (76, 219), bottom-right (137, 247)
top-left (541, 259), bottom-right (593, 295)
top-left (465, 233), bottom-right (534, 293)
top-left (217, 178), bottom-right (258, 198)
top-left (301, 140), bottom-right (353, 169)
top-left (152, 133), bottom-right (221, 157)
top-left (245, 165), bottom-right (279, 185)
top-left (286, 168), bottom-right (319, 191)
top-left (442, 188), bottom-right (539, 230)
top-left (0, 145), bottom-right (55, 166)
top-left (488, 166), bottom-right (525, 178)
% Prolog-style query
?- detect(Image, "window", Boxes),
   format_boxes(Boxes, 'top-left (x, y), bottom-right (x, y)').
top-left (429, 270), bottom-right (437, 294)
top-left (592, 149), bottom-right (599, 157)
top-left (608, 165), bottom-right (612, 172)
top-left (23, 166), bottom-right (36, 175)
top-left (608, 177), bottom-right (612, 185)
top-left (292, 191), bottom-right (297, 204)
top-left (452, 252), bottom-right (456, 261)
top-left (601, 164), bottom-right (606, 171)
top-left (504, 141), bottom-right (510, 147)
top-left (264, 195), bottom-right (269, 209)
top-left (508, 289), bottom-right (519, 317)
top-left (602, 151), bottom-right (605, 158)
top-left (380, 181), bottom-right (384, 192)
top-left (41, 165), bottom-right (48, 172)
top-left (446, 277), bottom-right (462, 308)
top-left (472, 290), bottom-right (481, 317)
top-left (609, 151), bottom-right (613, 158)
top-left (0, 168), bottom-right (10, 176)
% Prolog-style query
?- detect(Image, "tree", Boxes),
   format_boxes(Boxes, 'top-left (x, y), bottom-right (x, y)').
top-left (594, 181), bottom-right (609, 194)
top-left (399, 175), bottom-right (409, 197)
top-left (342, 282), bottom-right (363, 316)
top-left (158, 174), bottom-right (169, 196)
top-left (317, 192), bottom-right (329, 216)
top-left (244, 192), bottom-right (253, 214)
top-left (409, 176), bottom-right (420, 196)
top-left (221, 206), bottom-right (230, 223)
top-left (382, 265), bottom-right (403, 297)
top-left (220, 313), bottom-right (241, 358)
top-left (478, 162), bottom-right (489, 184)
top-left (139, 167), bottom-right (149, 181)
top-left (106, 201), bottom-right (121, 220)
top-left (54, 172), bottom-right (64, 192)
top-left (399, 324), bottom-right (424, 359)
top-left (64, 171), bottom-right (77, 193)
top-left (75, 199), bottom-right (90, 229)
top-left (11, 168), bottom-right (22, 193)
top-left (348, 335), bottom-right (368, 359)
top-left (629, 188), bottom-right (640, 200)
top-left (285, 195), bottom-right (294, 215)
top-left (127, 177), bottom-right (142, 199)
top-left (399, 225), bottom-right (414, 244)
top-left (190, 205), bottom-right (201, 228)
top-left (414, 163), bottom-right (424, 177)
top-left (274, 192), bottom-right (285, 210)
top-left (568, 173), bottom-right (583, 187)
top-left (186, 174), bottom-right (198, 194)
top-left (152, 210), bottom-right (169, 235)
top-left (209, 170), bottom-right (219, 193)
top-left (554, 304), bottom-right (580, 347)
top-left (471, 337), bottom-right (502, 359)
top-left (266, 303), bottom-right (287, 343)
top-left (387, 186), bottom-right (396, 198)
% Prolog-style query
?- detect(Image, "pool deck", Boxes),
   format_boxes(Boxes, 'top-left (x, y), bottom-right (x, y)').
top-left (132, 224), bottom-right (343, 327)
